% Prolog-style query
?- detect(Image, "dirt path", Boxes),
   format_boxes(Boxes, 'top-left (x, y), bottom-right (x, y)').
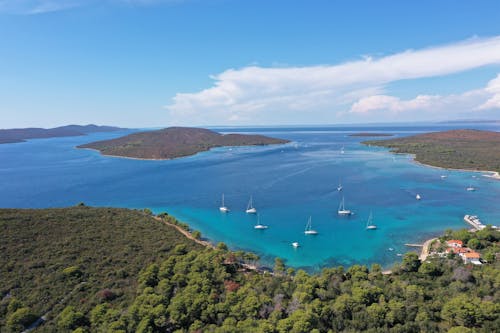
top-left (419, 238), bottom-right (438, 261)
top-left (153, 216), bottom-right (215, 249)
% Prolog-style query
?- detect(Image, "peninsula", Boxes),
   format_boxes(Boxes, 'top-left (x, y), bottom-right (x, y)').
top-left (0, 124), bottom-right (124, 144)
top-left (78, 127), bottom-right (290, 160)
top-left (363, 129), bottom-right (500, 173)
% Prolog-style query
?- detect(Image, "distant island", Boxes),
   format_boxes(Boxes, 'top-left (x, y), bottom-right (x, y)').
top-left (0, 124), bottom-right (124, 144)
top-left (348, 133), bottom-right (394, 137)
top-left (363, 129), bottom-right (500, 173)
top-left (78, 127), bottom-right (290, 160)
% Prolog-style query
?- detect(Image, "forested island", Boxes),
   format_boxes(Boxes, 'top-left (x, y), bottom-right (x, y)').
top-left (78, 127), bottom-right (290, 160)
top-left (0, 125), bottom-right (123, 144)
top-left (363, 129), bottom-right (500, 173)
top-left (1, 206), bottom-right (499, 332)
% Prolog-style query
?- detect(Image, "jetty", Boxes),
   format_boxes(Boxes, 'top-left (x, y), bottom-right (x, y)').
top-left (405, 243), bottom-right (423, 247)
top-left (463, 215), bottom-right (497, 230)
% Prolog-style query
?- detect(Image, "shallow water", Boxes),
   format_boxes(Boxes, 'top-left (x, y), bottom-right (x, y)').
top-left (1, 124), bottom-right (499, 271)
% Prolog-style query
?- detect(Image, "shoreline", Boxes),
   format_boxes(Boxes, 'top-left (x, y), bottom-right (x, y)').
top-left (405, 154), bottom-right (500, 180)
top-left (77, 141), bottom-right (290, 161)
top-left (419, 237), bottom-right (438, 261)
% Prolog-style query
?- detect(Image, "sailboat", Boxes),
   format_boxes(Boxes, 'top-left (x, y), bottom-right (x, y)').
top-left (219, 194), bottom-right (230, 213)
top-left (466, 185), bottom-right (476, 191)
top-left (254, 215), bottom-right (268, 229)
top-left (337, 179), bottom-right (343, 192)
top-left (246, 196), bottom-right (257, 214)
top-left (340, 146), bottom-right (345, 154)
top-left (292, 242), bottom-right (300, 248)
top-left (338, 197), bottom-right (352, 216)
top-left (366, 211), bottom-right (377, 230)
top-left (416, 194), bottom-right (421, 200)
top-left (304, 216), bottom-right (318, 235)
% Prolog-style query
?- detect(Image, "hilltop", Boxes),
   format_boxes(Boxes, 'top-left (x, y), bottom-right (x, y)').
top-left (363, 129), bottom-right (500, 173)
top-left (78, 127), bottom-right (290, 160)
top-left (0, 124), bottom-right (124, 144)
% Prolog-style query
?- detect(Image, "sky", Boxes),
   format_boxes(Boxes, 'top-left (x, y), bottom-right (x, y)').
top-left (1, 0), bottom-right (500, 128)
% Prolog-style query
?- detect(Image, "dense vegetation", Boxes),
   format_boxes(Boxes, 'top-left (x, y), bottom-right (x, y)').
top-left (78, 127), bottom-right (290, 160)
top-left (1, 207), bottom-right (499, 332)
top-left (0, 206), bottom-right (202, 332)
top-left (363, 129), bottom-right (500, 172)
top-left (0, 124), bottom-right (123, 144)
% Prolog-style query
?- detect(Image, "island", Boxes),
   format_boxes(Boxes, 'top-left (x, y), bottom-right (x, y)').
top-left (363, 129), bottom-right (500, 173)
top-left (348, 133), bottom-right (394, 137)
top-left (0, 124), bottom-right (124, 144)
top-left (78, 126), bottom-right (290, 160)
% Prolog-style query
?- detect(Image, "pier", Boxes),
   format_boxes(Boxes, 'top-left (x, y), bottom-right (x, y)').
top-left (405, 243), bottom-right (423, 247)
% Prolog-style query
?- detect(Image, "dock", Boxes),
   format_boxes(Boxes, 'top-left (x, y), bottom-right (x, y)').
top-left (405, 243), bottom-right (423, 247)
top-left (464, 215), bottom-right (487, 230)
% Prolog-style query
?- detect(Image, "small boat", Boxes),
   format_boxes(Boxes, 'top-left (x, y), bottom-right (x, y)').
top-left (440, 175), bottom-right (447, 179)
top-left (338, 197), bottom-right (352, 216)
top-left (246, 196), bottom-right (257, 214)
top-left (219, 193), bottom-right (230, 213)
top-left (292, 242), bottom-right (300, 248)
top-left (366, 211), bottom-right (377, 230)
top-left (466, 185), bottom-right (476, 191)
top-left (388, 247), bottom-right (394, 251)
top-left (337, 179), bottom-right (343, 192)
top-left (254, 215), bottom-right (268, 229)
top-left (304, 216), bottom-right (318, 235)
top-left (416, 194), bottom-right (421, 200)
top-left (340, 146), bottom-right (345, 154)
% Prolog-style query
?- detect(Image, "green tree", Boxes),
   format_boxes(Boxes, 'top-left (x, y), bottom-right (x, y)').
top-left (58, 306), bottom-right (88, 330)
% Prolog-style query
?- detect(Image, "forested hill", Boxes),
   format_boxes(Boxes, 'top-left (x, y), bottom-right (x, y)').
top-left (78, 127), bottom-right (290, 159)
top-left (1, 206), bottom-right (499, 332)
top-left (363, 129), bottom-right (500, 172)
top-left (0, 124), bottom-right (124, 144)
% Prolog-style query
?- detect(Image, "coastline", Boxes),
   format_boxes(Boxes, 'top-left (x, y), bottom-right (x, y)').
top-left (419, 237), bottom-right (438, 261)
top-left (405, 154), bottom-right (500, 180)
top-left (78, 142), bottom-right (290, 161)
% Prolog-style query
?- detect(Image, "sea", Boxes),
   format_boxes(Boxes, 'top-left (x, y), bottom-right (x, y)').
top-left (1, 123), bottom-right (499, 271)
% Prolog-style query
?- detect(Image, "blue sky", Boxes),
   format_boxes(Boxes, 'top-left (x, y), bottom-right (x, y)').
top-left (1, 0), bottom-right (500, 127)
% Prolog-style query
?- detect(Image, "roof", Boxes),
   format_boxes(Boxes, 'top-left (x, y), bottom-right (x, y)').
top-left (463, 252), bottom-right (481, 259)
top-left (447, 240), bottom-right (463, 246)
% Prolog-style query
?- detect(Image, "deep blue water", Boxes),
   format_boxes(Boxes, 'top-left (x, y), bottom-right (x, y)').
top-left (1, 124), bottom-right (499, 271)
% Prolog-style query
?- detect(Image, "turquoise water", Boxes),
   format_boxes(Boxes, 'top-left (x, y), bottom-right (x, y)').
top-left (1, 124), bottom-right (499, 271)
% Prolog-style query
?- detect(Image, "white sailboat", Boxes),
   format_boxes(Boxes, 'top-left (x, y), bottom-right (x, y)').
top-left (338, 197), bottom-right (352, 216)
top-left (219, 193), bottom-right (229, 213)
top-left (292, 242), bottom-right (300, 248)
top-left (337, 179), bottom-right (343, 192)
top-left (246, 196), bottom-right (257, 214)
top-left (304, 216), bottom-right (318, 235)
top-left (254, 215), bottom-right (268, 229)
top-left (416, 194), bottom-right (421, 200)
top-left (366, 211), bottom-right (377, 230)
top-left (340, 146), bottom-right (345, 154)
top-left (466, 185), bottom-right (476, 191)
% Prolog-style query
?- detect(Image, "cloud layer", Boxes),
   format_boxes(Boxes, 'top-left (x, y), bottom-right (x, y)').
top-left (167, 36), bottom-right (500, 125)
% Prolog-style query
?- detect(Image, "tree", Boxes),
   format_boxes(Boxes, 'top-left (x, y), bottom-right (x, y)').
top-left (274, 258), bottom-right (285, 275)
top-left (400, 252), bottom-right (421, 272)
top-left (58, 306), bottom-right (88, 330)
top-left (6, 307), bottom-right (37, 332)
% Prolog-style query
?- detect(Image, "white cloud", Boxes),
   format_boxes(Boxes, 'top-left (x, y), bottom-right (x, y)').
top-left (0, 0), bottom-right (183, 14)
top-left (166, 36), bottom-right (500, 125)
top-left (0, 0), bottom-right (88, 14)
top-left (477, 74), bottom-right (500, 110)
top-left (349, 74), bottom-right (500, 116)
